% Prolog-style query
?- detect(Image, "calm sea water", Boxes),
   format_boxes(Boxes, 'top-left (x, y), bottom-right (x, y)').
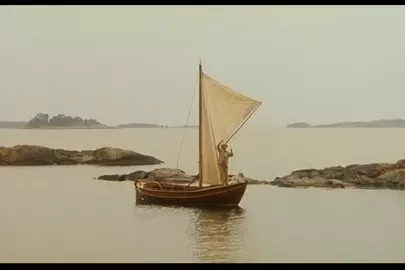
top-left (1, 128), bottom-right (405, 262)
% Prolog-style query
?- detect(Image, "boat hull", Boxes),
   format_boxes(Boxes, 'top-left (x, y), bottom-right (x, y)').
top-left (135, 180), bottom-right (248, 208)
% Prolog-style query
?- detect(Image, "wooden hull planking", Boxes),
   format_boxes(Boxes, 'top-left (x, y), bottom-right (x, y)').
top-left (134, 180), bottom-right (248, 207)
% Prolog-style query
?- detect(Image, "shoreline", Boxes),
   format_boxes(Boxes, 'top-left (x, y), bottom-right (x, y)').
top-left (1, 113), bottom-right (198, 129)
top-left (0, 145), bottom-right (163, 166)
top-left (271, 159), bottom-right (405, 191)
top-left (96, 168), bottom-right (271, 185)
top-left (2, 144), bottom-right (405, 191)
top-left (0, 126), bottom-right (198, 130)
top-left (287, 119), bottom-right (405, 128)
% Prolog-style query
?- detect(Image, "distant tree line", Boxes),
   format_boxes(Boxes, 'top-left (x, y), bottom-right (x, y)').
top-left (26, 113), bottom-right (104, 128)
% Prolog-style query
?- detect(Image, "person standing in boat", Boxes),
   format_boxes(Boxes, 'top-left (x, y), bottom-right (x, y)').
top-left (217, 140), bottom-right (234, 185)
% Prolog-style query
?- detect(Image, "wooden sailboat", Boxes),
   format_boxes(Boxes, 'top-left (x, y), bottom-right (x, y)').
top-left (135, 61), bottom-right (262, 207)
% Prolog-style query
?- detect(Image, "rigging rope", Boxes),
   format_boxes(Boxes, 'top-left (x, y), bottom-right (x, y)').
top-left (175, 87), bottom-right (197, 169)
top-left (175, 74), bottom-right (244, 175)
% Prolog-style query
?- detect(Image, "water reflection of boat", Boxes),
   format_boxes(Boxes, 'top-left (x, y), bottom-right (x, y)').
top-left (188, 207), bottom-right (247, 263)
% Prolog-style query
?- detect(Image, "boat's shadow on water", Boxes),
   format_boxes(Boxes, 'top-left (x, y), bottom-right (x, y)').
top-left (134, 204), bottom-right (247, 263)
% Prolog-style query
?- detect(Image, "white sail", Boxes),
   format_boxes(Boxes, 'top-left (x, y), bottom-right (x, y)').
top-left (200, 72), bottom-right (261, 186)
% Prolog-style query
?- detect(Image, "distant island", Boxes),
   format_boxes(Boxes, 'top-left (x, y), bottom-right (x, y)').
top-left (117, 123), bottom-right (167, 129)
top-left (0, 113), bottom-right (197, 129)
top-left (0, 121), bottom-right (27, 129)
top-left (25, 113), bottom-right (108, 129)
top-left (287, 119), bottom-right (405, 128)
top-left (172, 125), bottom-right (198, 129)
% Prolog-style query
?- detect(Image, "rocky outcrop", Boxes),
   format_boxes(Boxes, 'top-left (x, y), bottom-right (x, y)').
top-left (96, 168), bottom-right (270, 185)
top-left (0, 145), bottom-right (163, 166)
top-left (97, 168), bottom-right (188, 182)
top-left (271, 160), bottom-right (405, 190)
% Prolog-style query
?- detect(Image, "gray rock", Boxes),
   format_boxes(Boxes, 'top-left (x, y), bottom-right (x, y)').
top-left (243, 177), bottom-right (270, 185)
top-left (0, 145), bottom-right (163, 166)
top-left (97, 174), bottom-right (121, 181)
top-left (271, 160), bottom-right (405, 190)
top-left (96, 168), bottom-right (270, 185)
top-left (126, 170), bottom-right (148, 180)
top-left (147, 168), bottom-right (186, 181)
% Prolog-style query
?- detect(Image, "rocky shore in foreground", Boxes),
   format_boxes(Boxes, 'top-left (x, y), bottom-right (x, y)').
top-left (0, 145), bottom-right (163, 166)
top-left (96, 168), bottom-right (270, 185)
top-left (271, 159), bottom-right (405, 190)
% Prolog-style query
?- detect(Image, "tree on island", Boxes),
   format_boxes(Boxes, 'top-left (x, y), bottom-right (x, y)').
top-left (26, 113), bottom-right (104, 128)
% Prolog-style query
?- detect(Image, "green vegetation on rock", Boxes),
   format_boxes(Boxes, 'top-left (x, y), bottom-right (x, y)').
top-left (26, 113), bottom-right (106, 129)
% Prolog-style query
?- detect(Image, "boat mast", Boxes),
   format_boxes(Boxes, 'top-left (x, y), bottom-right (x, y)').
top-left (198, 60), bottom-right (203, 188)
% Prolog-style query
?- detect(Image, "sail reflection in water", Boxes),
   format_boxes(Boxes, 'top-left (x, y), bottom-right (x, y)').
top-left (188, 207), bottom-right (247, 263)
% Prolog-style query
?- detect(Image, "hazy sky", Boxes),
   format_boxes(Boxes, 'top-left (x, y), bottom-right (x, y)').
top-left (1, 5), bottom-right (405, 127)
